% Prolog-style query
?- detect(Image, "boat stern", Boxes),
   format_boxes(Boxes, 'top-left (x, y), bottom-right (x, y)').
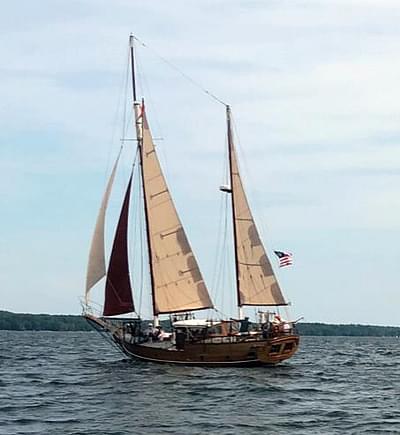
top-left (256, 334), bottom-right (300, 364)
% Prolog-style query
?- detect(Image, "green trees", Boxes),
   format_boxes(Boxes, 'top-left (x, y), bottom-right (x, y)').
top-left (0, 311), bottom-right (91, 331)
top-left (0, 311), bottom-right (399, 335)
top-left (296, 322), bottom-right (400, 336)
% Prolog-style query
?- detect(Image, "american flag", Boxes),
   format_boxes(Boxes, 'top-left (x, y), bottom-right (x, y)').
top-left (274, 251), bottom-right (293, 268)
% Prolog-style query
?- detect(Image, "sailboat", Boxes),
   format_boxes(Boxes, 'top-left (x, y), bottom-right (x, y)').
top-left (83, 36), bottom-right (300, 366)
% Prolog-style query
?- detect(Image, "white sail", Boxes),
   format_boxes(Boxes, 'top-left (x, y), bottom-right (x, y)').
top-left (141, 107), bottom-right (213, 315)
top-left (228, 108), bottom-right (286, 306)
top-left (85, 151), bottom-right (121, 299)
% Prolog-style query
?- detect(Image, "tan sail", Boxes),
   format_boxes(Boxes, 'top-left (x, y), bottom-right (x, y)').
top-left (141, 107), bottom-right (213, 314)
top-left (85, 151), bottom-right (121, 299)
top-left (228, 107), bottom-right (286, 306)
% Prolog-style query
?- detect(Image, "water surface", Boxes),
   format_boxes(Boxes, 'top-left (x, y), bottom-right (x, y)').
top-left (1, 332), bottom-right (399, 434)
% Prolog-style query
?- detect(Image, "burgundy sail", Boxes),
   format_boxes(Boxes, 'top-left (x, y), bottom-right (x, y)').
top-left (103, 174), bottom-right (134, 316)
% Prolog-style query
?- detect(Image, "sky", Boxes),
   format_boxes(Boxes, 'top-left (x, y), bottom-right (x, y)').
top-left (1, 0), bottom-right (400, 325)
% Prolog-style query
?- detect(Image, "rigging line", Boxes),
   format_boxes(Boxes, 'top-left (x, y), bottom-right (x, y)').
top-left (130, 142), bottom-right (139, 170)
top-left (127, 149), bottom-right (140, 315)
top-left (230, 111), bottom-right (276, 265)
top-left (137, 58), bottom-right (172, 185)
top-left (211, 169), bottom-right (228, 294)
top-left (133, 165), bottom-right (141, 315)
top-left (125, 159), bottom-right (139, 317)
top-left (122, 110), bottom-right (134, 144)
top-left (134, 169), bottom-right (142, 315)
top-left (283, 305), bottom-right (292, 322)
top-left (137, 160), bottom-right (146, 317)
top-left (213, 192), bottom-right (230, 314)
top-left (225, 223), bottom-right (235, 317)
top-left (221, 145), bottom-right (235, 315)
top-left (210, 193), bottom-right (226, 296)
top-left (101, 48), bottom-right (130, 189)
top-left (213, 306), bottom-right (231, 321)
top-left (132, 35), bottom-right (228, 107)
top-left (211, 135), bottom-right (230, 305)
top-left (129, 152), bottom-right (139, 239)
top-left (218, 197), bottom-right (228, 300)
top-left (231, 116), bottom-right (271, 238)
top-left (136, 52), bottom-right (164, 144)
top-left (220, 195), bottom-right (231, 312)
top-left (120, 47), bottom-right (131, 147)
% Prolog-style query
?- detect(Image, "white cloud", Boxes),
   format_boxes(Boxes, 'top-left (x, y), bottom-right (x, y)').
top-left (1, 0), bottom-right (400, 324)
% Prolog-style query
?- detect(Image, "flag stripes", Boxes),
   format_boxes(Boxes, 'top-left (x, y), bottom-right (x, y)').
top-left (274, 251), bottom-right (293, 268)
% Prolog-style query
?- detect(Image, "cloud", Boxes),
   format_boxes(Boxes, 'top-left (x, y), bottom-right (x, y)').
top-left (1, 0), bottom-right (400, 324)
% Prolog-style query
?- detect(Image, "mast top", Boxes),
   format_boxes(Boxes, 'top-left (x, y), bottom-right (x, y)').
top-left (129, 34), bottom-right (138, 103)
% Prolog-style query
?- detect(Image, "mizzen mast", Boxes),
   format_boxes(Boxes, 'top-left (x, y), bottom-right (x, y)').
top-left (224, 106), bottom-right (287, 315)
top-left (226, 105), bottom-right (243, 319)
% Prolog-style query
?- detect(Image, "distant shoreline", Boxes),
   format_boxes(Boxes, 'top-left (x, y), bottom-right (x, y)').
top-left (1, 311), bottom-right (399, 336)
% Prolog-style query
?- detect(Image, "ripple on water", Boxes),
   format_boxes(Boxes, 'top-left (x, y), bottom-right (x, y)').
top-left (0, 333), bottom-right (399, 434)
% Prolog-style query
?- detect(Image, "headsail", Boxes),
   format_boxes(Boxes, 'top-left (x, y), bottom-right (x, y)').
top-left (140, 106), bottom-right (213, 315)
top-left (85, 151), bottom-right (121, 300)
top-left (103, 173), bottom-right (135, 316)
top-left (227, 106), bottom-right (286, 307)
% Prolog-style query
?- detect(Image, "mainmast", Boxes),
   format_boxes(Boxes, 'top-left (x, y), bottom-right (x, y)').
top-left (126, 35), bottom-right (213, 319)
top-left (129, 35), bottom-right (159, 325)
top-left (226, 105), bottom-right (243, 319)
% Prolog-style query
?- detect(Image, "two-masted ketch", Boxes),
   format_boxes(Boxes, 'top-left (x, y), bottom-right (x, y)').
top-left (84, 36), bottom-right (300, 366)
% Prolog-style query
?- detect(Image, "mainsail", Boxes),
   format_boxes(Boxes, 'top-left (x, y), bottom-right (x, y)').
top-left (227, 106), bottom-right (286, 306)
top-left (140, 106), bottom-right (213, 315)
top-left (85, 151), bottom-right (121, 300)
top-left (103, 173), bottom-right (134, 316)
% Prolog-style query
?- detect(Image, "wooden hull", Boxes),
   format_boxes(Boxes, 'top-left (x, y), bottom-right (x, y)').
top-left (116, 335), bottom-right (299, 367)
top-left (85, 314), bottom-right (299, 366)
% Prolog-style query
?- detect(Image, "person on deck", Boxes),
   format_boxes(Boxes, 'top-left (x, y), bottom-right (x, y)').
top-left (272, 314), bottom-right (292, 334)
top-left (146, 323), bottom-right (154, 339)
top-left (282, 321), bottom-right (292, 334)
top-left (272, 314), bottom-right (282, 335)
top-left (239, 317), bottom-right (250, 333)
top-left (152, 325), bottom-right (161, 340)
top-left (159, 329), bottom-right (172, 341)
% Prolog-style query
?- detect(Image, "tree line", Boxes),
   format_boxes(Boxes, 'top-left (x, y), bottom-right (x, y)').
top-left (297, 322), bottom-right (400, 337)
top-left (0, 311), bottom-right (92, 331)
top-left (1, 311), bottom-right (399, 336)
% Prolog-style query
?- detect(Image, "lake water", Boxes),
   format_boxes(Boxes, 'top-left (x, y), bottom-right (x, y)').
top-left (1, 332), bottom-right (399, 434)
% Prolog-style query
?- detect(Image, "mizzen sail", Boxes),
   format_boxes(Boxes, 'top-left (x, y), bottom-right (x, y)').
top-left (103, 173), bottom-right (134, 316)
top-left (227, 106), bottom-right (286, 306)
top-left (85, 151), bottom-right (121, 299)
top-left (140, 106), bottom-right (213, 315)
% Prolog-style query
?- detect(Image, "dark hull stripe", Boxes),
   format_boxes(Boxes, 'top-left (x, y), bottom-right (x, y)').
top-left (120, 342), bottom-right (267, 367)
